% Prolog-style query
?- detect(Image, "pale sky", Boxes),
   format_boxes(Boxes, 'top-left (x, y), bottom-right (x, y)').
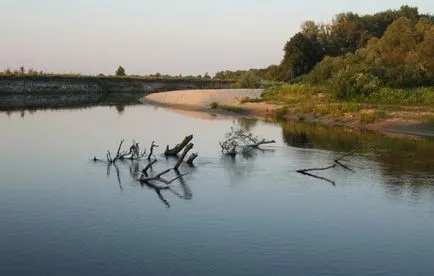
top-left (1, 0), bottom-right (433, 76)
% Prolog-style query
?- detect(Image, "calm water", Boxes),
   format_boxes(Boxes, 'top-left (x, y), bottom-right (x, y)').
top-left (1, 105), bottom-right (434, 276)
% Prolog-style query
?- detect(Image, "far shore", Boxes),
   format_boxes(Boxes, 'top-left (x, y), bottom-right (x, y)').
top-left (142, 89), bottom-right (434, 138)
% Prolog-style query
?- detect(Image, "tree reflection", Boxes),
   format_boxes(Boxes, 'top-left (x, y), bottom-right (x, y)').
top-left (281, 121), bottom-right (434, 194)
top-left (115, 105), bottom-right (125, 115)
top-left (101, 159), bottom-right (193, 208)
top-left (236, 117), bottom-right (258, 131)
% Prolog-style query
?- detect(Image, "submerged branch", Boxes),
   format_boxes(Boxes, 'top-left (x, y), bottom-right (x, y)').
top-left (297, 151), bottom-right (357, 186)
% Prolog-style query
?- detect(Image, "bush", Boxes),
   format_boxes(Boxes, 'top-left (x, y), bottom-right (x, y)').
top-left (329, 71), bottom-right (380, 100)
top-left (210, 102), bottom-right (219, 109)
top-left (234, 71), bottom-right (261, 88)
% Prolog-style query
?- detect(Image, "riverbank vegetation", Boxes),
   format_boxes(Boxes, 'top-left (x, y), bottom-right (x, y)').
top-left (0, 67), bottom-right (219, 82)
top-left (214, 5), bottom-right (434, 125)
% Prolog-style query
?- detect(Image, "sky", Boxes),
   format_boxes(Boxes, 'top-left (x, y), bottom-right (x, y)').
top-left (1, 0), bottom-right (433, 76)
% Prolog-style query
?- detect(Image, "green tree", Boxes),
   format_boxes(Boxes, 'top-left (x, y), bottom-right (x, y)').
top-left (235, 71), bottom-right (261, 88)
top-left (280, 32), bottom-right (324, 81)
top-left (115, 66), bottom-right (126, 76)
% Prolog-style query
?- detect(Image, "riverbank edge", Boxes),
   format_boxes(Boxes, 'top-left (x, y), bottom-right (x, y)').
top-left (142, 92), bottom-right (434, 139)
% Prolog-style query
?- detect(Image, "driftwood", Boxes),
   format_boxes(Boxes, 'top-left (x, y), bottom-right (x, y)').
top-left (174, 143), bottom-right (194, 171)
top-left (296, 150), bottom-right (356, 185)
top-left (140, 168), bottom-right (188, 185)
top-left (93, 140), bottom-right (146, 164)
top-left (93, 135), bottom-right (198, 208)
top-left (140, 171), bottom-right (192, 208)
top-left (148, 141), bottom-right (159, 160)
top-left (165, 134), bottom-right (193, 156)
top-left (246, 138), bottom-right (276, 148)
top-left (220, 125), bottom-right (276, 156)
top-left (186, 153), bottom-right (199, 166)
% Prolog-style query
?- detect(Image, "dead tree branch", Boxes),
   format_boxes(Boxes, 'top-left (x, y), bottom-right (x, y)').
top-left (246, 138), bottom-right (277, 148)
top-left (174, 143), bottom-right (194, 171)
top-left (297, 151), bottom-right (356, 185)
top-left (220, 125), bottom-right (276, 156)
top-left (93, 140), bottom-right (147, 164)
top-left (186, 153), bottom-right (199, 166)
top-left (140, 168), bottom-right (189, 185)
top-left (148, 141), bottom-right (159, 160)
top-left (165, 134), bottom-right (193, 156)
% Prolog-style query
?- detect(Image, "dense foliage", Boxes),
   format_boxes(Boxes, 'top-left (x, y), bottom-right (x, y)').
top-left (214, 5), bottom-right (434, 101)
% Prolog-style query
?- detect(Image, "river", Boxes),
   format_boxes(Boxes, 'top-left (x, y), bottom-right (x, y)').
top-left (1, 104), bottom-right (434, 276)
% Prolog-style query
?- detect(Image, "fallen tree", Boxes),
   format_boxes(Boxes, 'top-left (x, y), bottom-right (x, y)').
top-left (165, 134), bottom-right (193, 156)
top-left (93, 139), bottom-right (146, 163)
top-left (219, 124), bottom-right (275, 156)
top-left (296, 150), bottom-right (356, 186)
top-left (92, 135), bottom-right (198, 207)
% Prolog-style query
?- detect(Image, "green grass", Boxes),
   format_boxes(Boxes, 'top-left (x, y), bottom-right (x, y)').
top-left (423, 116), bottom-right (434, 125)
top-left (359, 87), bottom-right (434, 105)
top-left (358, 111), bottom-right (384, 124)
top-left (274, 106), bottom-right (288, 120)
top-left (218, 104), bottom-right (245, 114)
top-left (209, 102), bottom-right (245, 114)
top-left (240, 97), bottom-right (264, 104)
top-left (209, 102), bottom-right (219, 109)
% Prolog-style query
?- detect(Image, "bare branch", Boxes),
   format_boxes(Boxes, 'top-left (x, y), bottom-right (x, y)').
top-left (247, 139), bottom-right (277, 148)
top-left (186, 153), bottom-right (198, 166)
top-left (174, 143), bottom-right (194, 171)
top-left (142, 159), bottom-right (157, 176)
top-left (115, 139), bottom-right (125, 160)
top-left (165, 134), bottom-right (193, 156)
top-left (296, 164), bottom-right (336, 173)
top-left (297, 170), bottom-right (336, 186)
top-left (297, 150), bottom-right (357, 185)
top-left (148, 141), bottom-right (159, 160)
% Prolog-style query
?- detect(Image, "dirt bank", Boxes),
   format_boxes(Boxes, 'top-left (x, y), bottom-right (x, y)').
top-left (142, 89), bottom-right (434, 138)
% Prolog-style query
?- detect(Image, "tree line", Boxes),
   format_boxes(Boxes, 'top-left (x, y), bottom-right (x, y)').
top-left (214, 5), bottom-right (434, 99)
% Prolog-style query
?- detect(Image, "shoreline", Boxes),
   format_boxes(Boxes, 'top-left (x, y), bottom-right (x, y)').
top-left (142, 89), bottom-right (434, 139)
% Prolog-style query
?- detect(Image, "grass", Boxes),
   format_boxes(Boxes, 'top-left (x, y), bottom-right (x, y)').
top-left (274, 106), bottom-right (288, 120)
top-left (209, 101), bottom-right (245, 114)
top-left (358, 111), bottom-right (379, 124)
top-left (423, 116), bottom-right (434, 125)
top-left (209, 102), bottom-right (219, 109)
top-left (260, 83), bottom-right (434, 125)
top-left (359, 87), bottom-right (434, 105)
top-left (240, 97), bottom-right (264, 103)
top-left (218, 104), bottom-right (245, 113)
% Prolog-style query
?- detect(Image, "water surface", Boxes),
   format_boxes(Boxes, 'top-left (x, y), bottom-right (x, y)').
top-left (1, 105), bottom-right (434, 276)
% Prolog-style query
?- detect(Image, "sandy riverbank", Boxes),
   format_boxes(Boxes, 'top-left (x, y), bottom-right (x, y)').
top-left (142, 89), bottom-right (434, 138)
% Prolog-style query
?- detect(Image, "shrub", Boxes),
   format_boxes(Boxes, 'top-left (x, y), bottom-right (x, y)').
top-left (209, 102), bottom-right (219, 109)
top-left (234, 71), bottom-right (261, 88)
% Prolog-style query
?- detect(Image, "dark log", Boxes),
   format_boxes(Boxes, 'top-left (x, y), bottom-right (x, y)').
top-left (114, 140), bottom-right (125, 159)
top-left (296, 164), bottom-right (336, 173)
top-left (148, 141), bottom-right (159, 160)
top-left (186, 153), bottom-right (198, 166)
top-left (165, 134), bottom-right (193, 156)
top-left (247, 139), bottom-right (276, 148)
top-left (142, 159), bottom-right (157, 176)
top-left (297, 170), bottom-right (336, 186)
top-left (174, 143), bottom-right (194, 171)
top-left (296, 150), bottom-right (356, 185)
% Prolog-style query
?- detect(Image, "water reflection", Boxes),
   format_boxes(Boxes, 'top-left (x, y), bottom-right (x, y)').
top-left (236, 117), bottom-right (258, 131)
top-left (98, 158), bottom-right (193, 208)
top-left (115, 105), bottom-right (125, 114)
top-left (281, 121), bottom-right (434, 192)
top-left (0, 104), bottom-right (140, 118)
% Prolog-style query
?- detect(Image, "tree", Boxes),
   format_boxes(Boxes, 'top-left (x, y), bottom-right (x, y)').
top-left (115, 66), bottom-right (126, 76)
top-left (280, 32), bottom-right (324, 81)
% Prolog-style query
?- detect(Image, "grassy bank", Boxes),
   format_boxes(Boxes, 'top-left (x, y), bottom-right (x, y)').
top-left (240, 84), bottom-right (434, 130)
